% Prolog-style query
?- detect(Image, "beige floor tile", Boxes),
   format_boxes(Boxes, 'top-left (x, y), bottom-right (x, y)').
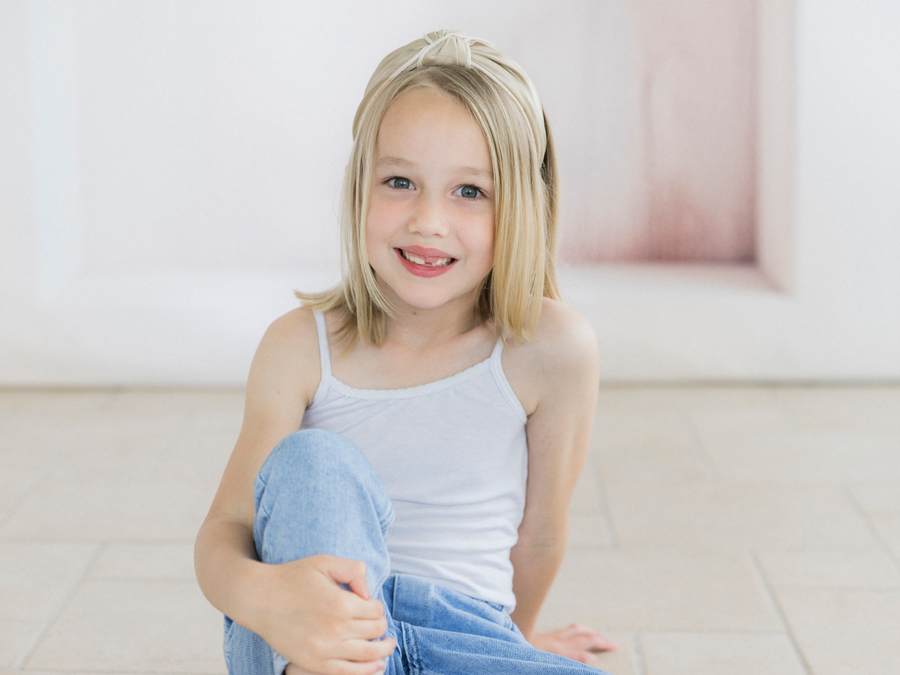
top-left (102, 389), bottom-right (242, 423)
top-left (49, 426), bottom-right (179, 480)
top-left (0, 473), bottom-right (40, 521)
top-left (0, 542), bottom-right (97, 622)
top-left (640, 632), bottom-right (807, 675)
top-left (558, 630), bottom-right (637, 675)
top-left (699, 429), bottom-right (900, 483)
top-left (567, 514), bottom-right (613, 550)
top-left (868, 515), bottom-right (900, 559)
top-left (0, 390), bottom-right (19, 406)
top-left (7, 390), bottom-right (113, 419)
top-left (541, 549), bottom-right (780, 631)
top-left (2, 672), bottom-right (171, 675)
top-left (596, 386), bottom-right (776, 416)
top-left (0, 419), bottom-right (73, 519)
top-left (593, 412), bottom-right (712, 484)
top-left (777, 386), bottom-right (900, 432)
top-left (569, 458), bottom-right (604, 516)
top-left (0, 621), bottom-right (44, 669)
top-left (686, 403), bottom-right (792, 439)
top-left (89, 543), bottom-right (196, 581)
top-left (850, 483), bottom-right (900, 515)
top-left (154, 427), bottom-right (235, 480)
top-left (605, 482), bottom-right (879, 550)
top-left (567, 461), bottom-right (614, 549)
top-left (757, 549), bottom-right (900, 588)
top-left (776, 588), bottom-right (900, 675)
top-left (0, 475), bottom-right (218, 542)
top-left (596, 387), bottom-right (695, 415)
top-left (593, 633), bottom-right (637, 675)
top-left (847, 484), bottom-right (900, 557)
top-left (1, 409), bottom-right (178, 476)
top-left (182, 393), bottom-right (245, 436)
top-left (0, 417), bottom-right (78, 470)
top-left (26, 580), bottom-right (225, 673)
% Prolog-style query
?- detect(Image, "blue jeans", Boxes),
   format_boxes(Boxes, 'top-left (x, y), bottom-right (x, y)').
top-left (224, 429), bottom-right (611, 675)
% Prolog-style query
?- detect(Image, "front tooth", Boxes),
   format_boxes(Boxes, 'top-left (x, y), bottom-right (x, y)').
top-left (402, 250), bottom-right (453, 266)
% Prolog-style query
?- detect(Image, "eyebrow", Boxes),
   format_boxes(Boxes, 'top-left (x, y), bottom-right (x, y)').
top-left (375, 156), bottom-right (493, 179)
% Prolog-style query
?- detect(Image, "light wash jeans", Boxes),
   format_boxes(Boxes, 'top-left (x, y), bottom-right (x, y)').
top-left (223, 429), bottom-right (611, 675)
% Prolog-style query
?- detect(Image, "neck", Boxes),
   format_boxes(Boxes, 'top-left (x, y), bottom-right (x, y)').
top-left (381, 293), bottom-right (484, 351)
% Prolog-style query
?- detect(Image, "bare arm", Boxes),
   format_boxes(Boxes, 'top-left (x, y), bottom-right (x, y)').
top-left (194, 309), bottom-right (395, 675)
top-left (507, 302), bottom-right (616, 660)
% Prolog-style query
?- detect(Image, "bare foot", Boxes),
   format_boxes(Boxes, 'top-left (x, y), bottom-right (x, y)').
top-left (531, 624), bottom-right (618, 665)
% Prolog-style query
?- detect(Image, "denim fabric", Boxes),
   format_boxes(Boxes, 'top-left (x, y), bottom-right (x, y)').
top-left (224, 429), bottom-right (611, 675)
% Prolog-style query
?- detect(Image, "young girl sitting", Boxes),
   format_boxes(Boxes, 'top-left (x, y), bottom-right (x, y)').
top-left (195, 29), bottom-right (616, 675)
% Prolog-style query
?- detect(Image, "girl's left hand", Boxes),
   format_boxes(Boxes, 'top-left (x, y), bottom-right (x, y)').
top-left (530, 624), bottom-right (618, 665)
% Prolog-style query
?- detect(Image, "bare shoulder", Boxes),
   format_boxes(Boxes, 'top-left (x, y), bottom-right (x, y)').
top-left (204, 306), bottom-right (322, 526)
top-left (503, 298), bottom-right (599, 415)
top-left (533, 298), bottom-right (599, 364)
top-left (246, 306), bottom-right (321, 416)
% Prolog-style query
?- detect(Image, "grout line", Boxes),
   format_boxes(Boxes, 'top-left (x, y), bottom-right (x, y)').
top-left (12, 542), bottom-right (106, 671)
top-left (679, 409), bottom-right (720, 483)
top-left (147, 413), bottom-right (195, 480)
top-left (0, 457), bottom-right (61, 531)
top-left (747, 550), bottom-right (815, 675)
top-left (631, 631), bottom-right (647, 675)
top-left (589, 460), bottom-right (618, 548)
top-left (843, 484), bottom-right (900, 568)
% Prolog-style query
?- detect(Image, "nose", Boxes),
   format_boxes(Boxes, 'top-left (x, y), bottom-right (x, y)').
top-left (408, 193), bottom-right (450, 238)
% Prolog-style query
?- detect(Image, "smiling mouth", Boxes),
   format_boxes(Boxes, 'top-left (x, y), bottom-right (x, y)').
top-left (398, 249), bottom-right (456, 267)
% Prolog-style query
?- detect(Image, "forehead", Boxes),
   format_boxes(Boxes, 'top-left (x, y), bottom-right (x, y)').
top-left (374, 88), bottom-right (491, 170)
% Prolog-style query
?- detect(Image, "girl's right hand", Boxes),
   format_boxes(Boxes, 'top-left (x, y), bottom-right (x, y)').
top-left (255, 553), bottom-right (397, 675)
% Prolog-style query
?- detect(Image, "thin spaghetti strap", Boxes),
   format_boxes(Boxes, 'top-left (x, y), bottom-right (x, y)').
top-left (489, 340), bottom-right (528, 423)
top-left (312, 311), bottom-right (332, 380)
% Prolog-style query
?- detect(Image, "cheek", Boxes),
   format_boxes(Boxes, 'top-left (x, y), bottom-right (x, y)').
top-left (364, 201), bottom-right (391, 255)
top-left (366, 197), bottom-right (405, 244)
top-left (468, 215), bottom-right (495, 270)
top-left (481, 213), bottom-right (496, 256)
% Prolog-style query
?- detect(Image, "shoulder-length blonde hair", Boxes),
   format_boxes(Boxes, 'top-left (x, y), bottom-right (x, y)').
top-left (298, 64), bottom-right (560, 345)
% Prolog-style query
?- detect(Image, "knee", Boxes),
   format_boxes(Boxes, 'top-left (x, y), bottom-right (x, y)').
top-left (261, 429), bottom-right (363, 482)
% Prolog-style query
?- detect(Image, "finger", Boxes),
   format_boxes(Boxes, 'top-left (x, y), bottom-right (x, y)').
top-left (568, 632), bottom-right (618, 652)
top-left (564, 624), bottom-right (594, 637)
top-left (321, 556), bottom-right (371, 599)
top-left (340, 595), bottom-right (387, 621)
top-left (584, 631), bottom-right (618, 652)
top-left (336, 637), bottom-right (398, 664)
top-left (348, 616), bottom-right (390, 641)
top-left (577, 651), bottom-right (599, 666)
top-left (322, 658), bottom-right (388, 675)
top-left (563, 624), bottom-right (618, 652)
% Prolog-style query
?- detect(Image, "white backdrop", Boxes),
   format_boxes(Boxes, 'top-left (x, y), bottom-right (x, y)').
top-left (1, 0), bottom-right (899, 384)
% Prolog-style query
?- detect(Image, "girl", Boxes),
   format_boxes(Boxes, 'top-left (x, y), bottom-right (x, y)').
top-left (195, 30), bottom-right (616, 675)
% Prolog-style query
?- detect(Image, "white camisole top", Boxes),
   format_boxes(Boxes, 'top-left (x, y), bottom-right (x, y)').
top-left (300, 312), bottom-right (528, 611)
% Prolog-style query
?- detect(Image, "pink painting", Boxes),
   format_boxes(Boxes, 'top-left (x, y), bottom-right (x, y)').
top-left (559, 0), bottom-right (758, 263)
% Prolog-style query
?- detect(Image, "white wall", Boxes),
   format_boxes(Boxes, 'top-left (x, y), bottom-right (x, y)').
top-left (573, 0), bottom-right (900, 381)
top-left (1, 0), bottom-right (899, 384)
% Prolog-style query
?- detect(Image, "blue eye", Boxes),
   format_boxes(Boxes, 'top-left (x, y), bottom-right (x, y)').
top-left (388, 177), bottom-right (413, 190)
top-left (455, 185), bottom-right (481, 199)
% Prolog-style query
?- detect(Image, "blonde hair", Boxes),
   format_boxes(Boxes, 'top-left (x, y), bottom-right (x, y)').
top-left (298, 63), bottom-right (560, 345)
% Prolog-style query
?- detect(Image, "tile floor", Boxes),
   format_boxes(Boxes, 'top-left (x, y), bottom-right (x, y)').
top-left (1, 385), bottom-right (899, 674)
